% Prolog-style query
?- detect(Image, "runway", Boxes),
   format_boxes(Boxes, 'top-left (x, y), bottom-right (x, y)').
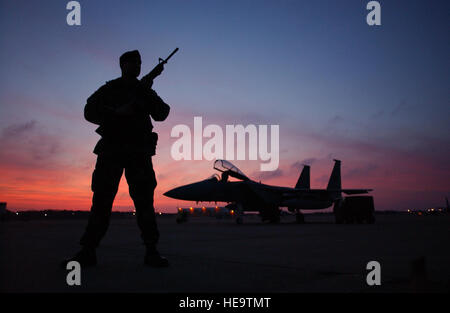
top-left (1, 213), bottom-right (449, 292)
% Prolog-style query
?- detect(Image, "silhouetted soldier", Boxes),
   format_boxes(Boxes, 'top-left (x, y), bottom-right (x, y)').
top-left (63, 50), bottom-right (170, 268)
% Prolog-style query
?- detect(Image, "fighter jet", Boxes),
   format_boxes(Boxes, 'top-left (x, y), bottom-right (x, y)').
top-left (164, 159), bottom-right (373, 224)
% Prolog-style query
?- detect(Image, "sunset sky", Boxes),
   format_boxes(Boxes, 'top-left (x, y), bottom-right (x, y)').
top-left (0, 0), bottom-right (449, 212)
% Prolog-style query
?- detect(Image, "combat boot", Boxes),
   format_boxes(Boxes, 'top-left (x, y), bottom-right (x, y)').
top-left (61, 247), bottom-right (97, 269)
top-left (144, 246), bottom-right (169, 267)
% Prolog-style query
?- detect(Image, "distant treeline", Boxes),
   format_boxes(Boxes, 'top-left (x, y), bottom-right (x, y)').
top-left (0, 210), bottom-right (175, 221)
top-left (1, 208), bottom-right (446, 222)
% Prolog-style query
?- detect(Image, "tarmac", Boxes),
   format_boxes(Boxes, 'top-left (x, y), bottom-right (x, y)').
top-left (1, 213), bottom-right (449, 293)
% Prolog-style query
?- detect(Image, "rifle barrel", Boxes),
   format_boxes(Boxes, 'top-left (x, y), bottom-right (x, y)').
top-left (163, 47), bottom-right (179, 63)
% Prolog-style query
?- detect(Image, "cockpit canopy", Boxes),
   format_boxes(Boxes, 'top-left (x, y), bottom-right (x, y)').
top-left (213, 159), bottom-right (250, 181)
top-left (206, 174), bottom-right (221, 181)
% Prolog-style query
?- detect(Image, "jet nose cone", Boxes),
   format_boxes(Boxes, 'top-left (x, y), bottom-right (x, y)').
top-left (163, 187), bottom-right (184, 199)
top-left (164, 184), bottom-right (198, 200)
top-left (164, 179), bottom-right (216, 201)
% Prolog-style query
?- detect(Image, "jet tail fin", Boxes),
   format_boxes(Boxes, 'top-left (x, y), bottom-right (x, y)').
top-left (327, 159), bottom-right (342, 190)
top-left (295, 165), bottom-right (310, 189)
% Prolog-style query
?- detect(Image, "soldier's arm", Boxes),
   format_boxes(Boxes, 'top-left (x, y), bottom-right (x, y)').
top-left (140, 86), bottom-right (170, 121)
top-left (141, 63), bottom-right (164, 89)
top-left (84, 85), bottom-right (111, 125)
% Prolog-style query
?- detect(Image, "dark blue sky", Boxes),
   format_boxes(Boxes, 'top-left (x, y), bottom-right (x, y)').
top-left (1, 1), bottom-right (448, 132)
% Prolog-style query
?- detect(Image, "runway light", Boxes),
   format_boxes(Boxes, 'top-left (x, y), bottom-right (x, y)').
top-left (230, 210), bottom-right (234, 215)
top-left (178, 207), bottom-right (182, 212)
top-left (190, 207), bottom-right (194, 213)
top-left (44, 213), bottom-right (47, 217)
top-left (16, 212), bottom-right (19, 215)
top-left (159, 212), bottom-right (162, 215)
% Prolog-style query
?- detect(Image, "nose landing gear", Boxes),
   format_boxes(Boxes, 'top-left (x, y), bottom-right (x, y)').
top-left (296, 211), bottom-right (305, 223)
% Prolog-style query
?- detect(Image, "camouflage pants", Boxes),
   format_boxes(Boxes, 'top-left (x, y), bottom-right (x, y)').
top-left (80, 152), bottom-right (159, 248)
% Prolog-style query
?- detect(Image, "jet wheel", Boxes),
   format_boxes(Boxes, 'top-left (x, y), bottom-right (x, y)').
top-left (296, 212), bottom-right (305, 224)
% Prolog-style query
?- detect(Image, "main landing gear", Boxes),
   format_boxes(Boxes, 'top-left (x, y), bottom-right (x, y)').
top-left (296, 211), bottom-right (305, 224)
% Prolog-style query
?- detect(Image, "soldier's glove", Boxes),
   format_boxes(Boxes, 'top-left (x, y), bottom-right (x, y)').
top-left (148, 63), bottom-right (164, 80)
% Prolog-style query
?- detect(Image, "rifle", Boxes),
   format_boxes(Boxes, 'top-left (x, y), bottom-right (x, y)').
top-left (141, 47), bottom-right (179, 86)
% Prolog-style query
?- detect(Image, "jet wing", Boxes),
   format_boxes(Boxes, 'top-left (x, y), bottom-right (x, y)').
top-left (245, 182), bottom-right (286, 204)
top-left (241, 184), bottom-right (353, 203)
top-left (281, 188), bottom-right (331, 198)
top-left (280, 188), bottom-right (373, 196)
top-left (340, 189), bottom-right (373, 195)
